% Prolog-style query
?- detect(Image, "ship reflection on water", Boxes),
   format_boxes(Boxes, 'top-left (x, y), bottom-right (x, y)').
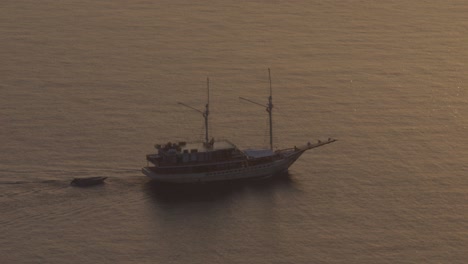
top-left (143, 172), bottom-right (296, 204)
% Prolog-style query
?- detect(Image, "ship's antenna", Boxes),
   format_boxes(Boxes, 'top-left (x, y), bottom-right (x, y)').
top-left (239, 68), bottom-right (274, 150)
top-left (177, 77), bottom-right (210, 146)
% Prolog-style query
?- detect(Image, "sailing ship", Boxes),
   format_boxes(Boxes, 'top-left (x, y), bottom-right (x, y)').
top-left (142, 69), bottom-right (336, 183)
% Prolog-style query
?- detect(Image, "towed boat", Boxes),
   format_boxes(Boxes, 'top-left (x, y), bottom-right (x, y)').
top-left (142, 69), bottom-right (336, 183)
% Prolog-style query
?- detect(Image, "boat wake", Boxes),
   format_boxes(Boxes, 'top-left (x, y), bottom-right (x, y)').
top-left (0, 179), bottom-right (63, 185)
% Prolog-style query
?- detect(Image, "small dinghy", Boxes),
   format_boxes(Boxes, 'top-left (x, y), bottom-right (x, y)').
top-left (71, 177), bottom-right (107, 187)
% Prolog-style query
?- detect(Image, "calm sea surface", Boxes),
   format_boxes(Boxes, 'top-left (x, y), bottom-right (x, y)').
top-left (1, 1), bottom-right (468, 263)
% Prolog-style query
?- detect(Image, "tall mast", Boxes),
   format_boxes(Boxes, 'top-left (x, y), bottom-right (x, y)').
top-left (204, 77), bottom-right (210, 145)
top-left (178, 77), bottom-right (210, 146)
top-left (267, 68), bottom-right (273, 150)
top-left (239, 68), bottom-right (274, 150)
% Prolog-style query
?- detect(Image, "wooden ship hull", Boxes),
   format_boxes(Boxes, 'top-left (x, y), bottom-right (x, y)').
top-left (143, 140), bottom-right (335, 183)
top-left (142, 149), bottom-right (300, 183)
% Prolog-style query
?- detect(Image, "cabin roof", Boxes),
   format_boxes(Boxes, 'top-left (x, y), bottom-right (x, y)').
top-left (242, 149), bottom-right (274, 158)
top-left (179, 140), bottom-right (237, 153)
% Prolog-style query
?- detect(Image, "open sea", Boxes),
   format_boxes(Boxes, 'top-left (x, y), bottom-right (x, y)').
top-left (1, 1), bottom-right (468, 263)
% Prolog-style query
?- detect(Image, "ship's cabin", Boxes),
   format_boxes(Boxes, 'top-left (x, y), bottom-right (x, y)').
top-left (146, 140), bottom-right (245, 166)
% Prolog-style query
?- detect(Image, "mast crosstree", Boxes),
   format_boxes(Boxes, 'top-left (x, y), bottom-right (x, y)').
top-left (178, 77), bottom-right (210, 146)
top-left (240, 68), bottom-right (274, 150)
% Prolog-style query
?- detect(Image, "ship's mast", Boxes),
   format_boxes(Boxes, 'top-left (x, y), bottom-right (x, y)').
top-left (239, 68), bottom-right (274, 150)
top-left (267, 68), bottom-right (273, 150)
top-left (204, 77), bottom-right (210, 145)
top-left (178, 77), bottom-right (210, 146)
